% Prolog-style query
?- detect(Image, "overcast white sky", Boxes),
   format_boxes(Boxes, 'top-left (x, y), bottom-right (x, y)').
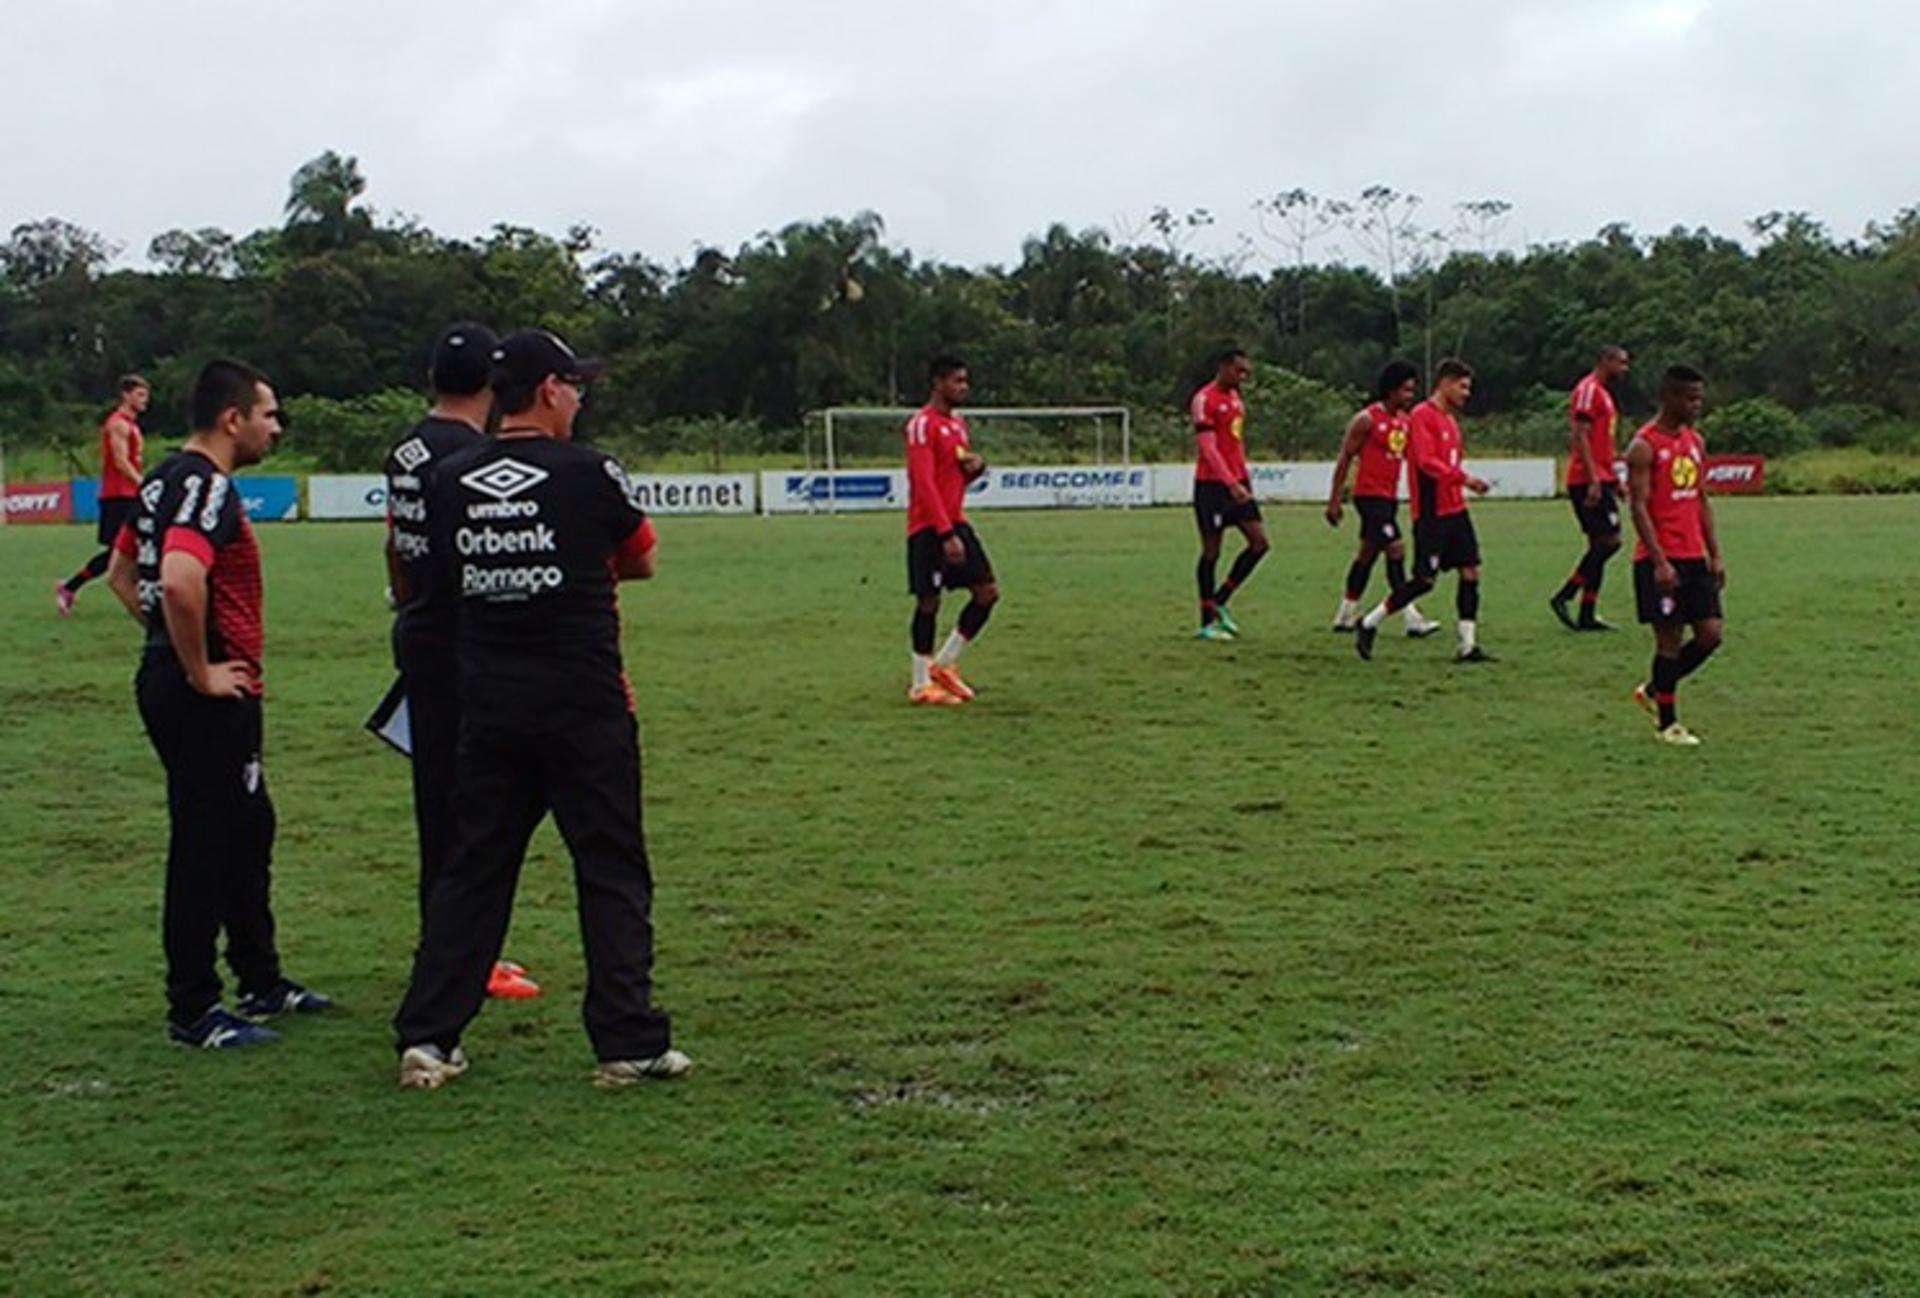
top-left (2, 0), bottom-right (1912, 271)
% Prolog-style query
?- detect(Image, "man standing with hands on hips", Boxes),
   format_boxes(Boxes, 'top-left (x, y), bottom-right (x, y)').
top-left (393, 328), bottom-right (688, 1090)
top-left (105, 360), bottom-right (331, 1048)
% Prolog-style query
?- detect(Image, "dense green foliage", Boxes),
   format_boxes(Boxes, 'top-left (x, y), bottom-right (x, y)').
top-left (4, 498), bottom-right (1919, 1295)
top-left (5, 154), bottom-right (1920, 472)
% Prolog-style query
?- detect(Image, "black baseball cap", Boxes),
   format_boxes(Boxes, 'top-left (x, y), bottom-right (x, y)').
top-left (490, 328), bottom-right (606, 389)
top-left (429, 322), bottom-right (499, 396)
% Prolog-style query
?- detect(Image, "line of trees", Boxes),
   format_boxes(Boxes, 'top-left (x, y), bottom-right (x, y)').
top-left (3, 151), bottom-right (1918, 472)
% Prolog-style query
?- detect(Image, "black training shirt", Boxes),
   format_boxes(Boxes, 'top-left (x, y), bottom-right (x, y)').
top-left (428, 436), bottom-right (653, 719)
top-left (385, 415), bottom-right (484, 644)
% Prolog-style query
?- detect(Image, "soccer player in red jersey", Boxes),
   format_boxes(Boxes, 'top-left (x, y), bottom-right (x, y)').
top-left (55, 374), bottom-right (148, 614)
top-left (104, 360), bottom-right (330, 1048)
top-left (1550, 345), bottom-right (1632, 631)
top-left (1325, 359), bottom-right (1437, 637)
top-left (1626, 365), bottom-right (1725, 746)
top-left (1353, 359), bottom-right (1494, 663)
top-left (1190, 347), bottom-right (1269, 640)
top-left (904, 354), bottom-right (997, 705)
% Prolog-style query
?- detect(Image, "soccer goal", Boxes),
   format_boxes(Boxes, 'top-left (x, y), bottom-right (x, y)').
top-left (807, 405), bottom-right (1134, 515)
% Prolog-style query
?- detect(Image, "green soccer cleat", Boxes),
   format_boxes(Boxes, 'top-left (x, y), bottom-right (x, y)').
top-left (1212, 605), bottom-right (1240, 637)
top-left (1194, 622), bottom-right (1235, 642)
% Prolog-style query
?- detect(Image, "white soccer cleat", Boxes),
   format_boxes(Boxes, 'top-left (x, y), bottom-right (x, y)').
top-left (1403, 610), bottom-right (1442, 638)
top-left (1655, 723), bottom-right (1702, 747)
top-left (398, 1044), bottom-right (470, 1090)
top-left (594, 1050), bottom-right (694, 1088)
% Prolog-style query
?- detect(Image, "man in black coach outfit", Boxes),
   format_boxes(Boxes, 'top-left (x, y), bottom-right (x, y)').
top-left (393, 328), bottom-right (688, 1089)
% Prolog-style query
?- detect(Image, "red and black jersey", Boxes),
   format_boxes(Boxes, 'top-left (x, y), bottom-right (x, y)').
top-left (1631, 422), bottom-right (1708, 561)
top-left (1353, 401), bottom-right (1409, 500)
top-left (1566, 373), bottom-right (1620, 488)
top-left (1406, 399), bottom-right (1469, 521)
top-left (429, 436), bottom-right (654, 718)
top-left (904, 405), bottom-right (973, 536)
top-left (1190, 382), bottom-right (1249, 484)
top-left (115, 449), bottom-right (264, 681)
top-left (385, 415), bottom-right (484, 644)
top-left (99, 410), bottom-right (144, 500)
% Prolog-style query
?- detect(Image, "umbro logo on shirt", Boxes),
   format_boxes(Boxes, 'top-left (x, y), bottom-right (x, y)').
top-left (393, 437), bottom-right (431, 472)
top-left (461, 458), bottom-right (550, 501)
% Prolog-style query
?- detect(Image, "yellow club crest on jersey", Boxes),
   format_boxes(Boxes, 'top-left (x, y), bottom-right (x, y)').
top-left (1230, 415), bottom-right (1244, 441)
top-left (1671, 455), bottom-right (1699, 489)
top-left (1388, 427), bottom-right (1407, 455)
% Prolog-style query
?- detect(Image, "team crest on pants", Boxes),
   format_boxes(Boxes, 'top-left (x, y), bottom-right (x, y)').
top-left (243, 758), bottom-right (263, 795)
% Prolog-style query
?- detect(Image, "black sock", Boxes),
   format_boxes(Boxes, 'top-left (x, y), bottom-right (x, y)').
top-left (66, 550), bottom-right (111, 592)
top-left (1196, 555), bottom-right (1218, 620)
top-left (1385, 554), bottom-right (1408, 598)
top-left (1456, 579), bottom-right (1480, 622)
top-left (1676, 638), bottom-right (1718, 681)
top-left (1651, 654), bottom-right (1681, 727)
top-left (1345, 555), bottom-right (1377, 602)
top-left (1216, 546), bottom-right (1267, 606)
top-left (1554, 570), bottom-right (1583, 603)
top-left (912, 608), bottom-right (936, 655)
top-left (1385, 576), bottom-right (1432, 615)
top-left (957, 598), bottom-right (993, 640)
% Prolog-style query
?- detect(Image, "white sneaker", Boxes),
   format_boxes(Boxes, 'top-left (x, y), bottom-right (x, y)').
top-left (398, 1043), bottom-right (470, 1090)
top-left (1655, 723), bottom-right (1703, 747)
top-left (593, 1050), bottom-right (694, 1088)
top-left (1403, 610), bottom-right (1442, 638)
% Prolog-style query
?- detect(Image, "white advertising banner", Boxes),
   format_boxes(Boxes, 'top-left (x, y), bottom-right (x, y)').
top-left (312, 471), bottom-right (759, 519)
top-left (1150, 458), bottom-right (1556, 505)
top-left (760, 469), bottom-right (908, 513)
top-left (309, 474), bottom-right (388, 520)
top-left (627, 473), bottom-right (757, 515)
top-left (966, 464), bottom-right (1152, 509)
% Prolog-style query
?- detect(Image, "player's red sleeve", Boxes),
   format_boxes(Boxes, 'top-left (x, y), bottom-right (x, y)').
top-left (161, 525), bottom-right (215, 567)
top-left (1194, 430), bottom-right (1235, 482)
top-left (112, 521), bottom-right (137, 559)
top-left (1571, 380), bottom-right (1595, 421)
top-left (906, 435), bottom-right (952, 535)
top-left (615, 516), bottom-right (656, 564)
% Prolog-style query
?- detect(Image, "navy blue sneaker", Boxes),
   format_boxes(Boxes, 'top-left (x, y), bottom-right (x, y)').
top-left (170, 1006), bottom-right (281, 1049)
top-left (236, 979), bottom-right (333, 1019)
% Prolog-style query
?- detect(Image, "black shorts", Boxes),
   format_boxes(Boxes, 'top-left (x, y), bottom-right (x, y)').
top-left (1413, 512), bottom-right (1480, 578)
top-left (1193, 479), bottom-right (1262, 534)
top-left (1568, 483), bottom-right (1622, 537)
top-left (97, 496), bottom-right (136, 547)
top-left (907, 522), bottom-right (994, 596)
top-left (1354, 496), bottom-right (1402, 547)
top-left (1634, 558), bottom-right (1722, 625)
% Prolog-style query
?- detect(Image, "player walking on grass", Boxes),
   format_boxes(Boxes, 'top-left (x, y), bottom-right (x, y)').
top-left (1354, 359), bottom-right (1496, 664)
top-left (55, 375), bottom-right (148, 614)
top-left (393, 328), bottom-right (687, 1089)
top-left (905, 354), bottom-right (997, 706)
top-left (383, 323), bottom-right (539, 1002)
top-left (1627, 366), bottom-right (1726, 746)
top-left (103, 360), bottom-right (330, 1049)
top-left (1191, 347), bottom-right (1269, 640)
top-left (1550, 345), bottom-right (1632, 631)
top-left (1325, 359), bottom-right (1438, 637)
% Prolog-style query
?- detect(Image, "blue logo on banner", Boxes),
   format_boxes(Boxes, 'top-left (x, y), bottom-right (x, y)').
top-left (239, 476), bottom-right (300, 521)
top-left (783, 474), bottom-right (894, 502)
top-left (72, 477), bottom-right (102, 522)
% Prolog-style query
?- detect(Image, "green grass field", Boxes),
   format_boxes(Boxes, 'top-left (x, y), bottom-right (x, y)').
top-left (3, 498), bottom-right (1917, 1296)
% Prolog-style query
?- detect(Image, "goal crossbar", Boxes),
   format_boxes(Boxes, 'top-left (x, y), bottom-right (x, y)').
top-left (814, 405), bottom-right (1134, 514)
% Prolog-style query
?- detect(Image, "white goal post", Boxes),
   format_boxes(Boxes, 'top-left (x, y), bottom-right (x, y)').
top-left (811, 405), bottom-right (1133, 514)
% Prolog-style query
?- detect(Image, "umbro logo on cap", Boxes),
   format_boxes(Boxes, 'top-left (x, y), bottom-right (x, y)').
top-left (460, 457), bottom-right (550, 501)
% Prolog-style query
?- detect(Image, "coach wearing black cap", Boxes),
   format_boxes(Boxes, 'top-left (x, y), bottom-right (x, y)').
top-left (393, 328), bottom-right (688, 1089)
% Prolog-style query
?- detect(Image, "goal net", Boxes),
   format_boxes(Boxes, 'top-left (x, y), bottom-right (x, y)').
top-left (806, 405), bottom-right (1134, 514)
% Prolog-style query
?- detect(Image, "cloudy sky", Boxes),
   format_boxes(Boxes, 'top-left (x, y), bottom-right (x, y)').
top-left (3, 0), bottom-right (1912, 271)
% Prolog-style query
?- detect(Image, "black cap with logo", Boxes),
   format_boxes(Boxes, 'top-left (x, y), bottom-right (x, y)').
top-left (429, 322), bottom-right (500, 396)
top-left (489, 328), bottom-right (607, 390)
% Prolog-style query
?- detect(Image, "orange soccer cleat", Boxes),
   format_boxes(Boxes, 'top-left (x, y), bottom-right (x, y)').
top-left (908, 683), bottom-right (963, 707)
top-left (927, 663), bottom-right (975, 702)
top-left (486, 960), bottom-right (541, 999)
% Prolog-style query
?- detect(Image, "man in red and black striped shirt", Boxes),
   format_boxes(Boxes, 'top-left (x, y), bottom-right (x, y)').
top-left (105, 360), bottom-right (328, 1049)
